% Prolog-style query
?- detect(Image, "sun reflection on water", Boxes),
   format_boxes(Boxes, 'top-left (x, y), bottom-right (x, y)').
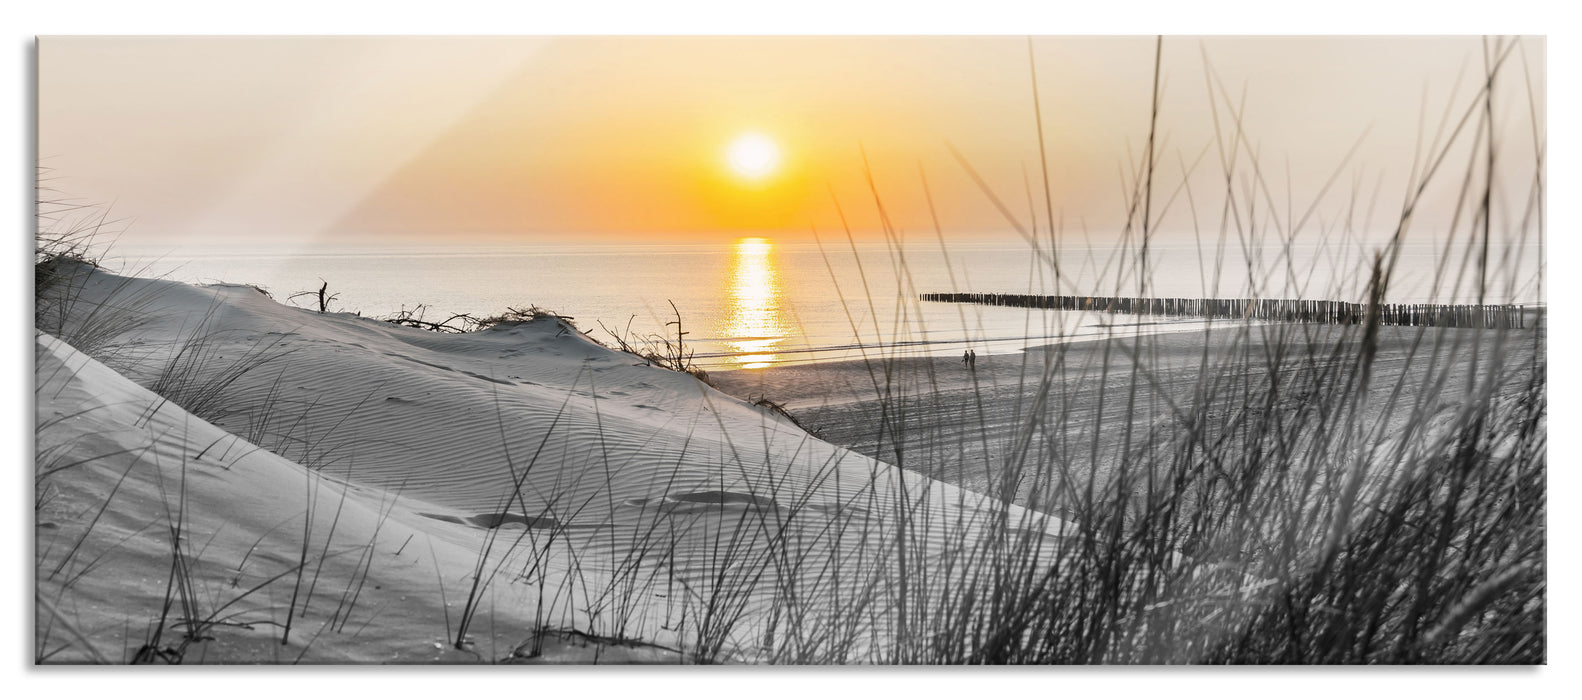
top-left (720, 237), bottom-right (787, 369)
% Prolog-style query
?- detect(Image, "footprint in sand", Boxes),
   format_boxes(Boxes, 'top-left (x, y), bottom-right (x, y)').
top-left (625, 490), bottom-right (782, 515)
top-left (460, 370), bottom-right (514, 386)
top-left (420, 511), bottom-right (561, 530)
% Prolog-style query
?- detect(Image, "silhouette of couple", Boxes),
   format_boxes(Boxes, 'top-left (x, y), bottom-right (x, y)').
top-left (962, 349), bottom-right (977, 370)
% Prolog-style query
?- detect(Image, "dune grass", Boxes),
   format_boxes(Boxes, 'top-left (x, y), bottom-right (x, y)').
top-left (33, 36), bottom-right (1543, 665)
top-left (748, 36), bottom-right (1545, 664)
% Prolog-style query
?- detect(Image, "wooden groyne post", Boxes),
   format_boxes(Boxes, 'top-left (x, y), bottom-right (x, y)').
top-left (917, 292), bottom-right (1534, 330)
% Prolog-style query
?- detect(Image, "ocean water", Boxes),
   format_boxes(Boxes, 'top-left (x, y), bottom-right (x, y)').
top-left (106, 236), bottom-right (1543, 370)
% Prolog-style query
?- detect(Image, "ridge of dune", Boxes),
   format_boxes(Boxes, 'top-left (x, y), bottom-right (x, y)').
top-left (35, 265), bottom-right (1073, 663)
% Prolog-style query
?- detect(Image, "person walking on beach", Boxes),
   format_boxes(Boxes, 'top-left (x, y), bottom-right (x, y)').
top-left (964, 350), bottom-right (971, 368)
top-left (969, 349), bottom-right (977, 370)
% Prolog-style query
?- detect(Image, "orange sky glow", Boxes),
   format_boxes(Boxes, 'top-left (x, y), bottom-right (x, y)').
top-left (38, 36), bottom-right (1544, 246)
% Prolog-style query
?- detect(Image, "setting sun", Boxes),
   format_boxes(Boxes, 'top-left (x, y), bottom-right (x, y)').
top-left (726, 132), bottom-right (780, 179)
top-left (31, 34), bottom-right (1549, 668)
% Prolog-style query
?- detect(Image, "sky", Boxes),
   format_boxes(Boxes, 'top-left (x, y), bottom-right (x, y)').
top-left (7, 3), bottom-right (1576, 697)
top-left (38, 35), bottom-right (1545, 246)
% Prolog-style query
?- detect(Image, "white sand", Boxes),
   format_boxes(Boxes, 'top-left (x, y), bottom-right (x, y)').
top-left (35, 265), bottom-right (1070, 663)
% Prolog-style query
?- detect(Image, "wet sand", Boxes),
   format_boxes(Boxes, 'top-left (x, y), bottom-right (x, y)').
top-left (712, 323), bottom-right (1544, 504)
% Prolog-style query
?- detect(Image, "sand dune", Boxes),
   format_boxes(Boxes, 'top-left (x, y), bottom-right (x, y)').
top-left (35, 265), bottom-right (1071, 663)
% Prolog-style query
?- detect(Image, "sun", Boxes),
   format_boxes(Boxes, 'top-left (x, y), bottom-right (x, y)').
top-left (727, 133), bottom-right (780, 179)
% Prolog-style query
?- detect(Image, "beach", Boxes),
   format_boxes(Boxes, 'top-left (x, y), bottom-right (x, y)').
top-left (29, 32), bottom-right (1549, 670)
top-left (35, 263), bottom-right (1547, 664)
top-left (713, 323), bottom-right (1545, 506)
top-left (35, 265), bottom-right (1072, 664)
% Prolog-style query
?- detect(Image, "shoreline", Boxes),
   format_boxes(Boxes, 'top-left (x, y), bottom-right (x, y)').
top-left (34, 264), bottom-right (1548, 664)
top-left (711, 323), bottom-right (1544, 503)
top-left (36, 266), bottom-right (1071, 663)
top-left (688, 317), bottom-right (1222, 372)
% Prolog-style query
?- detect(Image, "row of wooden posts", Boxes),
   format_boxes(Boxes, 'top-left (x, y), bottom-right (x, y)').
top-left (918, 292), bottom-right (1534, 329)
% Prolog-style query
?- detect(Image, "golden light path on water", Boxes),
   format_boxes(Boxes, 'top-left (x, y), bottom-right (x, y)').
top-left (720, 237), bottom-right (788, 369)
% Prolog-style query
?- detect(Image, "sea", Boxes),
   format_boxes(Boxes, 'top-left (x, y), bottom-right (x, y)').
top-left (105, 236), bottom-right (1543, 371)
